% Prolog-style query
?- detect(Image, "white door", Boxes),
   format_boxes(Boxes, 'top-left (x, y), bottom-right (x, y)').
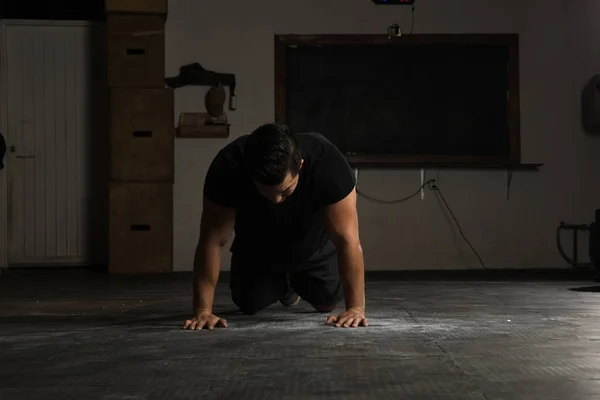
top-left (4, 21), bottom-right (106, 266)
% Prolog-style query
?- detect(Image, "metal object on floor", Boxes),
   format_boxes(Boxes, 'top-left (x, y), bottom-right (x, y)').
top-left (557, 209), bottom-right (600, 276)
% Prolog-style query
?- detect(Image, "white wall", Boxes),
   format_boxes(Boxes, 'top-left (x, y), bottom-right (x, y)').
top-left (166, 0), bottom-right (600, 272)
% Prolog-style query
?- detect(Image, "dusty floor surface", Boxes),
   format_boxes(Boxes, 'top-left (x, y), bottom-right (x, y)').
top-left (1, 269), bottom-right (599, 399)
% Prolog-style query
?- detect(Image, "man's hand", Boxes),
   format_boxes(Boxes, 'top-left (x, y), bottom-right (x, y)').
top-left (183, 310), bottom-right (228, 330)
top-left (326, 307), bottom-right (368, 328)
top-left (324, 189), bottom-right (367, 327)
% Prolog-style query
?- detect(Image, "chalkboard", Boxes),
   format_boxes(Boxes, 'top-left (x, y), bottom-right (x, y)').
top-left (1, 0), bottom-right (105, 20)
top-left (275, 35), bottom-right (521, 166)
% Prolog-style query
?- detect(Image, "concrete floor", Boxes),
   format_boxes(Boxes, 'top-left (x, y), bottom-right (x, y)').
top-left (1, 269), bottom-right (600, 399)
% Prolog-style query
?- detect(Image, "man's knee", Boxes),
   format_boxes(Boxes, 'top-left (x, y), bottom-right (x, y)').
top-left (237, 304), bottom-right (264, 315)
top-left (312, 303), bottom-right (337, 313)
top-left (236, 303), bottom-right (267, 315)
top-left (232, 293), bottom-right (272, 315)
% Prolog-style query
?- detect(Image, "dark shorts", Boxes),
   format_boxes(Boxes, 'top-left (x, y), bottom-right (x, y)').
top-left (229, 241), bottom-right (343, 314)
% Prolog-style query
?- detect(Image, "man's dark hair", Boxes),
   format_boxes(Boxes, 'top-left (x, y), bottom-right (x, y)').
top-left (244, 123), bottom-right (302, 186)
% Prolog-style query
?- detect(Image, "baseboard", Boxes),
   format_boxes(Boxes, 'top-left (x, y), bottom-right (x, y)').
top-left (362, 268), bottom-right (597, 281)
top-left (2, 266), bottom-right (596, 282)
top-left (219, 268), bottom-right (597, 282)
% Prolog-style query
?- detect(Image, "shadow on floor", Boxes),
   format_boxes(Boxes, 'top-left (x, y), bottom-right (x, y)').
top-left (568, 286), bottom-right (600, 293)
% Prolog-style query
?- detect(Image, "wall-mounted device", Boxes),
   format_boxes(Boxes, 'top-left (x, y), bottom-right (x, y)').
top-left (372, 0), bottom-right (415, 4)
top-left (166, 63), bottom-right (237, 112)
top-left (388, 23), bottom-right (401, 39)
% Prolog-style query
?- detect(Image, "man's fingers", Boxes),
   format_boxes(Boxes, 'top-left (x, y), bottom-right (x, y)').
top-left (351, 317), bottom-right (368, 327)
top-left (182, 315), bottom-right (229, 331)
top-left (329, 314), bottom-right (369, 328)
top-left (207, 317), bottom-right (229, 330)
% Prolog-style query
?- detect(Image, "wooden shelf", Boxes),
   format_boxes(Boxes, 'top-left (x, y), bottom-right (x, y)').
top-left (176, 112), bottom-right (230, 138)
top-left (176, 124), bottom-right (229, 138)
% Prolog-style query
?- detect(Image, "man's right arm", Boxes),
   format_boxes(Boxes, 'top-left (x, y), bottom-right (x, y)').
top-left (184, 196), bottom-right (236, 330)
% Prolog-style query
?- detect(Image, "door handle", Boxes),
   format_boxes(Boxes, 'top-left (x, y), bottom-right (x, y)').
top-left (9, 145), bottom-right (35, 159)
top-left (0, 132), bottom-right (5, 170)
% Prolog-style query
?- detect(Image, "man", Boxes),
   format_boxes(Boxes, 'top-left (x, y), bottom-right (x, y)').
top-left (183, 123), bottom-right (367, 330)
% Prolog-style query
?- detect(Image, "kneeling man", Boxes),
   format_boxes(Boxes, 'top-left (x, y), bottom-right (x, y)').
top-left (183, 123), bottom-right (367, 330)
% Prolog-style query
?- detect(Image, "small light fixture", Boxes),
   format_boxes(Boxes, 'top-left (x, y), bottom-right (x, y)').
top-left (387, 23), bottom-right (401, 39)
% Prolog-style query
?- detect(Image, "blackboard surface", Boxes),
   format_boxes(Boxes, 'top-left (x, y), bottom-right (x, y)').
top-left (277, 35), bottom-right (521, 166)
top-left (1, 0), bottom-right (105, 20)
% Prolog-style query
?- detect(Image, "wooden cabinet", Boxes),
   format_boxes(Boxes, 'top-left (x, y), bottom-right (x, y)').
top-left (106, 14), bottom-right (165, 88)
top-left (105, 0), bottom-right (168, 14)
top-left (109, 182), bottom-right (173, 274)
top-left (110, 88), bottom-right (174, 182)
top-left (106, 5), bottom-right (173, 274)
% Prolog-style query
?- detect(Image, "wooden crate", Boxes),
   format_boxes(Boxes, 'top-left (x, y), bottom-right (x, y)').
top-left (110, 87), bottom-right (174, 182)
top-left (109, 182), bottom-right (173, 274)
top-left (105, 0), bottom-right (168, 14)
top-left (107, 14), bottom-right (165, 87)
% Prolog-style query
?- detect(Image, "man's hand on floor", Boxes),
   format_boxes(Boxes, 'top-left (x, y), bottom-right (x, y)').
top-left (326, 307), bottom-right (368, 328)
top-left (183, 310), bottom-right (228, 330)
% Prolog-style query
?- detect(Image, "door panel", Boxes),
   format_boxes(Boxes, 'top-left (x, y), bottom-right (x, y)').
top-left (6, 23), bottom-right (103, 265)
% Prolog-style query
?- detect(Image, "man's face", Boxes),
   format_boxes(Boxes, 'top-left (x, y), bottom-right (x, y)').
top-left (254, 160), bottom-right (303, 204)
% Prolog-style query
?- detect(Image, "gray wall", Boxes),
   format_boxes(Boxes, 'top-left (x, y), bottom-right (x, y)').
top-left (167, 0), bottom-right (600, 271)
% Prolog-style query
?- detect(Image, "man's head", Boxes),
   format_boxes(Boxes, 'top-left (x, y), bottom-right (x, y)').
top-left (244, 123), bottom-right (303, 203)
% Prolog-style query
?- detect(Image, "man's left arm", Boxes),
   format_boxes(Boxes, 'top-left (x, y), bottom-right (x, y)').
top-left (324, 188), bottom-right (368, 328)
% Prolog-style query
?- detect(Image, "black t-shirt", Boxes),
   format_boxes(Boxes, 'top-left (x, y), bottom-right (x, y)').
top-left (203, 132), bottom-right (356, 264)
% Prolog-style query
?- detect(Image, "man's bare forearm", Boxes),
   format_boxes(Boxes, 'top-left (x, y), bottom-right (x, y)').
top-left (192, 243), bottom-right (222, 314)
top-left (336, 242), bottom-right (365, 311)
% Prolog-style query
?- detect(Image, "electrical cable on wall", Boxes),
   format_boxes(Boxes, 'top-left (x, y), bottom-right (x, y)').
top-left (355, 170), bottom-right (488, 270)
top-left (430, 183), bottom-right (488, 270)
top-left (358, 179), bottom-right (434, 204)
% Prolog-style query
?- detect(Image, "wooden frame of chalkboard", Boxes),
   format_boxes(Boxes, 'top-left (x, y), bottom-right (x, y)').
top-left (275, 34), bottom-right (538, 170)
